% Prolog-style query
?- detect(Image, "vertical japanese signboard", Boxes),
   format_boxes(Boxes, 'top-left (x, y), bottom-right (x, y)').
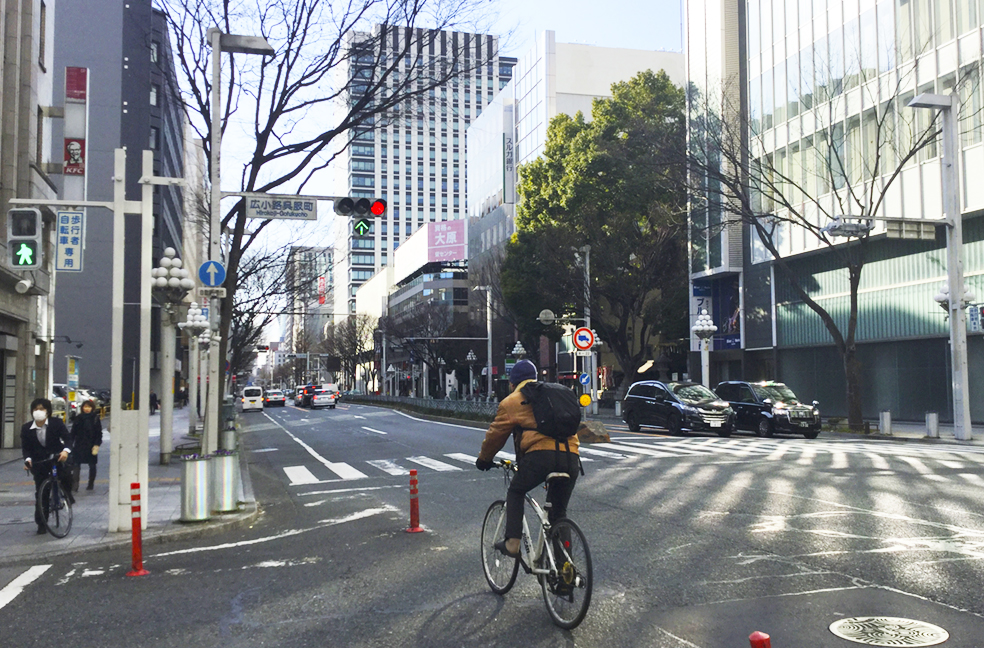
top-left (67, 357), bottom-right (80, 404)
top-left (60, 66), bottom-right (89, 272)
top-left (56, 210), bottom-right (85, 271)
top-left (317, 276), bottom-right (326, 305)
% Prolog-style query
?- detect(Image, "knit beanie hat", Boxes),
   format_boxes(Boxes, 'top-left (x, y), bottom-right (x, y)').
top-left (509, 359), bottom-right (537, 384)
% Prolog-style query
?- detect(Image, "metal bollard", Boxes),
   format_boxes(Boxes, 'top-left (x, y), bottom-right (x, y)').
top-left (880, 410), bottom-right (892, 436)
top-left (926, 411), bottom-right (939, 438)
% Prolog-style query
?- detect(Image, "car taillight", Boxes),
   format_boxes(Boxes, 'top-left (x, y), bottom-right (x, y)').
top-left (241, 398), bottom-right (245, 403)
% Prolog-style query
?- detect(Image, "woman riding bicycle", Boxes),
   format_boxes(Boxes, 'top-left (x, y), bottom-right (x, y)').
top-left (21, 398), bottom-right (74, 534)
top-left (475, 360), bottom-right (580, 557)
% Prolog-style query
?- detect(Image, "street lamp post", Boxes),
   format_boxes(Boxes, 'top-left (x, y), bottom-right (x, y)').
top-left (205, 29), bottom-right (275, 455)
top-left (473, 286), bottom-right (493, 399)
top-left (466, 349), bottom-right (477, 398)
top-left (178, 303), bottom-right (211, 436)
top-left (151, 247), bottom-right (195, 464)
top-left (692, 309), bottom-right (717, 388)
top-left (909, 93), bottom-right (973, 440)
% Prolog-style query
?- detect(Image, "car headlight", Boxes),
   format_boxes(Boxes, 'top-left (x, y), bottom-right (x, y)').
top-left (773, 407), bottom-right (788, 418)
top-left (681, 405), bottom-right (699, 416)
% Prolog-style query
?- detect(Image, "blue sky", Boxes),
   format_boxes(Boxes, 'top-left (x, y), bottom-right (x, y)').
top-left (490, 0), bottom-right (683, 57)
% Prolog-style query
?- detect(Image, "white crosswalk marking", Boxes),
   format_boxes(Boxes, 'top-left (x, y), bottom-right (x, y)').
top-left (830, 451), bottom-right (849, 470)
top-left (579, 446), bottom-right (629, 459)
top-left (325, 462), bottom-right (369, 480)
top-left (406, 456), bottom-right (462, 472)
top-left (605, 442), bottom-right (676, 458)
top-left (284, 466), bottom-right (320, 485)
top-left (366, 459), bottom-right (407, 476)
top-left (938, 460), bottom-right (966, 469)
top-left (960, 473), bottom-right (984, 485)
top-left (445, 452), bottom-right (476, 464)
top-left (864, 452), bottom-right (891, 470)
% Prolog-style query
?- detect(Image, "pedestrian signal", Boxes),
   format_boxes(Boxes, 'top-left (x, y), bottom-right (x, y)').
top-left (7, 208), bottom-right (42, 269)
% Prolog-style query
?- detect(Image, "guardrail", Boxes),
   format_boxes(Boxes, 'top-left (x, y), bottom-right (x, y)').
top-left (346, 394), bottom-right (499, 421)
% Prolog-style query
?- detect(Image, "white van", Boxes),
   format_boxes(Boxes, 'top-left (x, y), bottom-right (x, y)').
top-left (242, 386), bottom-right (264, 412)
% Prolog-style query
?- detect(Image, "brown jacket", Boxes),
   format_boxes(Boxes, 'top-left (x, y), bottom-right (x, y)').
top-left (477, 379), bottom-right (580, 462)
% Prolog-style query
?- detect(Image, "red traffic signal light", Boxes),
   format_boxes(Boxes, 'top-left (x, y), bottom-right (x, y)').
top-left (333, 197), bottom-right (386, 217)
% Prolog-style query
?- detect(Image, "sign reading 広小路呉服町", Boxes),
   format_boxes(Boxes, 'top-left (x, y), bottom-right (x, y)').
top-left (243, 193), bottom-right (318, 221)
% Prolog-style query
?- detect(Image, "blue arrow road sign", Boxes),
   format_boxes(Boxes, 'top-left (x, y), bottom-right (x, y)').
top-left (579, 373), bottom-right (590, 385)
top-left (198, 261), bottom-right (226, 287)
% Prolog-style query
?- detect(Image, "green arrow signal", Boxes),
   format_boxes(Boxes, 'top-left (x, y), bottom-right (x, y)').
top-left (15, 242), bottom-right (35, 266)
top-left (354, 219), bottom-right (371, 236)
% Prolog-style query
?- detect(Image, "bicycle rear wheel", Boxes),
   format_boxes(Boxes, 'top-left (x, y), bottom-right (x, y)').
top-left (38, 478), bottom-right (72, 538)
top-left (481, 500), bottom-right (518, 595)
top-left (541, 518), bottom-right (592, 629)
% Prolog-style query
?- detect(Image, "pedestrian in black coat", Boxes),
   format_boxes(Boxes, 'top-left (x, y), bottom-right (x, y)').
top-left (21, 397), bottom-right (74, 534)
top-left (70, 400), bottom-right (103, 491)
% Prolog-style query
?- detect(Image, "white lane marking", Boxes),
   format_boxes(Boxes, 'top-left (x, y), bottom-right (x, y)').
top-left (304, 500), bottom-right (327, 507)
top-left (353, 415), bottom-right (366, 419)
top-left (445, 452), bottom-right (476, 464)
top-left (264, 413), bottom-right (367, 480)
top-left (392, 409), bottom-right (485, 430)
top-left (252, 448), bottom-right (279, 453)
top-left (299, 485), bottom-right (402, 496)
top-left (960, 473), bottom-right (984, 485)
top-left (0, 565), bottom-right (51, 610)
top-left (830, 451), bottom-right (849, 470)
top-left (604, 442), bottom-right (676, 458)
top-left (284, 466), bottom-right (320, 485)
top-left (152, 506), bottom-right (399, 557)
top-left (407, 456), bottom-right (462, 472)
top-left (362, 426), bottom-right (387, 435)
top-left (865, 452), bottom-right (891, 470)
top-left (367, 459), bottom-right (407, 475)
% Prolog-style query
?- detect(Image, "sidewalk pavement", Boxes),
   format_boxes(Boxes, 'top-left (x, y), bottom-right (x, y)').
top-left (585, 408), bottom-right (984, 445)
top-left (0, 407), bottom-right (256, 567)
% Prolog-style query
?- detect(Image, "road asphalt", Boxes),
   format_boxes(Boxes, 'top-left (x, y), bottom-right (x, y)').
top-left (0, 403), bottom-right (980, 566)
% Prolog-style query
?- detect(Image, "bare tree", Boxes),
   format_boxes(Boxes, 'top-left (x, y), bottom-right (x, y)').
top-left (160, 0), bottom-right (502, 390)
top-left (324, 313), bottom-right (378, 389)
top-left (687, 53), bottom-right (979, 430)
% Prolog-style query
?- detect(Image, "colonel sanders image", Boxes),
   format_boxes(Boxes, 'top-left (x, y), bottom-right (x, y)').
top-left (64, 139), bottom-right (85, 175)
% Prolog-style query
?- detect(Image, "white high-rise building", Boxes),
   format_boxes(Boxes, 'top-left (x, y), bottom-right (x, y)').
top-left (336, 26), bottom-right (515, 315)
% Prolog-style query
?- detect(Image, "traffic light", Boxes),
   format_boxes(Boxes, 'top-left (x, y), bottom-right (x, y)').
top-left (333, 198), bottom-right (386, 217)
top-left (7, 208), bottom-right (42, 270)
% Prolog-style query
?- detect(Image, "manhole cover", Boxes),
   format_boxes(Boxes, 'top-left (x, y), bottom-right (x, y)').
top-left (829, 617), bottom-right (949, 646)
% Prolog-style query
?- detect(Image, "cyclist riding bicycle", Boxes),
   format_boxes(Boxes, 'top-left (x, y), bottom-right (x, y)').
top-left (21, 398), bottom-right (74, 534)
top-left (475, 360), bottom-right (580, 558)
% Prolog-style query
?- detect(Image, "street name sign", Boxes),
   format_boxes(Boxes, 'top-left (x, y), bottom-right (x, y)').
top-left (242, 193), bottom-right (318, 221)
top-left (198, 261), bottom-right (226, 287)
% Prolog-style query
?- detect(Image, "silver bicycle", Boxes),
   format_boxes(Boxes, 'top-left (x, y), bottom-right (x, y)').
top-left (480, 459), bottom-right (592, 629)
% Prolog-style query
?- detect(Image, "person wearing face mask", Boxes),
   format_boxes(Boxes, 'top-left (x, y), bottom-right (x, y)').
top-left (70, 399), bottom-right (103, 491)
top-left (21, 398), bottom-right (74, 534)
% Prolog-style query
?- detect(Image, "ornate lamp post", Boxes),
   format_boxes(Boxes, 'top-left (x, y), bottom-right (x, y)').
top-left (691, 309), bottom-right (717, 388)
top-left (934, 281), bottom-right (977, 319)
top-left (511, 341), bottom-right (527, 357)
top-left (151, 247), bottom-right (195, 464)
top-left (178, 303), bottom-right (211, 437)
top-left (466, 349), bottom-right (477, 398)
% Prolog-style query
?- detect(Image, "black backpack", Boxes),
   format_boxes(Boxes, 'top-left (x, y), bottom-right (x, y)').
top-left (520, 382), bottom-right (581, 440)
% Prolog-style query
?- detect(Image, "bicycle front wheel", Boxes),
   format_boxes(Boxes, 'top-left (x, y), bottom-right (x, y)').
top-left (542, 518), bottom-right (592, 629)
top-left (38, 478), bottom-right (72, 538)
top-left (481, 500), bottom-right (518, 595)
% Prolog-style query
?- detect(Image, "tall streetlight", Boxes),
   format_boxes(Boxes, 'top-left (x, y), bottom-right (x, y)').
top-left (472, 286), bottom-right (493, 399)
top-left (205, 29), bottom-right (275, 455)
top-left (692, 309), bottom-right (717, 388)
top-left (151, 247), bottom-right (195, 464)
top-left (908, 93), bottom-right (973, 440)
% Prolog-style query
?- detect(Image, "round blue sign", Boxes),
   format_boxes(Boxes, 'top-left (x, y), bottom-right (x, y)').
top-left (579, 373), bottom-right (590, 385)
top-left (198, 260), bottom-right (227, 287)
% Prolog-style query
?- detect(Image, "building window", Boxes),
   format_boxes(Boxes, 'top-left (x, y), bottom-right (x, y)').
top-left (149, 127), bottom-right (159, 150)
top-left (150, 84), bottom-right (160, 106)
top-left (150, 41), bottom-right (159, 64)
top-left (36, 107), bottom-right (44, 164)
top-left (38, 1), bottom-right (47, 70)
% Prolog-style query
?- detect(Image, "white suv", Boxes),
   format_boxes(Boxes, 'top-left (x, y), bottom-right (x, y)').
top-left (241, 386), bottom-right (264, 412)
top-left (310, 388), bottom-right (337, 409)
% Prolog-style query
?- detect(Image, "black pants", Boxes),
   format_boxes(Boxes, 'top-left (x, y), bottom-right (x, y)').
top-left (505, 450), bottom-right (579, 540)
top-left (31, 463), bottom-right (72, 527)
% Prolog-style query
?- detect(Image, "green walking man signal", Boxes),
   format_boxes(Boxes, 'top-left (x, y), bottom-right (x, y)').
top-left (7, 208), bottom-right (43, 270)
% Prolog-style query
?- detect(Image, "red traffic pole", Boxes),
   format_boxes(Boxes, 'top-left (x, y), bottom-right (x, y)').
top-left (126, 482), bottom-right (150, 577)
top-left (405, 469), bottom-right (423, 533)
top-left (749, 631), bottom-right (771, 648)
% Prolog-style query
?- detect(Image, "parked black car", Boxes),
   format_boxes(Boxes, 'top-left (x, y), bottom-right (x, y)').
top-left (714, 381), bottom-right (821, 439)
top-left (621, 381), bottom-right (735, 437)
